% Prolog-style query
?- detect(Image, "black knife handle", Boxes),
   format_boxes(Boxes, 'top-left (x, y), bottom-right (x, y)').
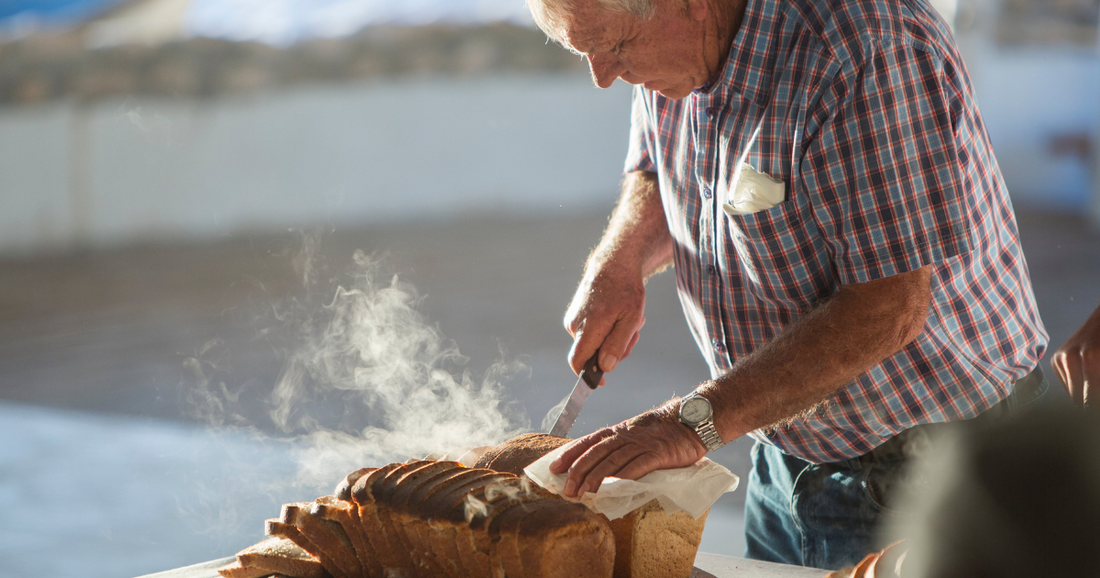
top-left (580, 351), bottom-right (603, 389)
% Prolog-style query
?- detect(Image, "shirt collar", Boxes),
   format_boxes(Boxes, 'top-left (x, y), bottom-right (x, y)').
top-left (694, 0), bottom-right (782, 107)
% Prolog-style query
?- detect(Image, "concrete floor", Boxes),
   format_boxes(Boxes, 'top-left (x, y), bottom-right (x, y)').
top-left (0, 208), bottom-right (1096, 577)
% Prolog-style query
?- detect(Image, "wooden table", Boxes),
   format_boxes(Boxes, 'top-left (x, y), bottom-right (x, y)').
top-left (137, 552), bottom-right (827, 578)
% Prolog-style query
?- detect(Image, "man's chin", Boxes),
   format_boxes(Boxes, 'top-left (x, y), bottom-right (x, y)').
top-left (652, 85), bottom-right (694, 99)
top-left (641, 80), bottom-right (695, 99)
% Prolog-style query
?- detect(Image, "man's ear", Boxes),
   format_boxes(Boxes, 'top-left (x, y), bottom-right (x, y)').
top-left (686, 0), bottom-right (710, 22)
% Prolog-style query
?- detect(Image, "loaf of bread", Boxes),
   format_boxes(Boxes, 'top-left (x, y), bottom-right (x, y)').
top-left (475, 432), bottom-right (709, 578)
top-left (221, 458), bottom-right (615, 578)
top-left (221, 432), bottom-right (707, 578)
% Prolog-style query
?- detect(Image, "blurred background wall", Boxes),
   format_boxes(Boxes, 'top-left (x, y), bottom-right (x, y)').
top-left (0, 0), bottom-right (1097, 256)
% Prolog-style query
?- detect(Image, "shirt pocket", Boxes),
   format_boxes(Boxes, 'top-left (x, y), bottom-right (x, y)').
top-left (722, 163), bottom-right (786, 216)
top-left (722, 193), bottom-right (825, 309)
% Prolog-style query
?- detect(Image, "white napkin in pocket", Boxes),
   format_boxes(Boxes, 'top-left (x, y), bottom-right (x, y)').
top-left (722, 163), bottom-right (786, 216)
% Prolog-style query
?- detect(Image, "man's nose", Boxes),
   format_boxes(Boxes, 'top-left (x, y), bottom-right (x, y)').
top-left (587, 53), bottom-right (622, 89)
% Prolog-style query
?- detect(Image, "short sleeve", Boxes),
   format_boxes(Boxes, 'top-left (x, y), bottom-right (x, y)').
top-left (624, 85), bottom-right (656, 174)
top-left (800, 40), bottom-right (972, 285)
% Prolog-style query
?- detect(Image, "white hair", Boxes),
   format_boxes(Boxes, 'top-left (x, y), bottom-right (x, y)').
top-left (526, 0), bottom-right (657, 50)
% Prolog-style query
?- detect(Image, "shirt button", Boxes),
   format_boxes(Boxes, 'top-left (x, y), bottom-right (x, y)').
top-left (702, 186), bottom-right (712, 199)
top-left (706, 264), bottom-right (717, 275)
top-left (705, 107), bottom-right (716, 119)
top-left (712, 339), bottom-right (726, 353)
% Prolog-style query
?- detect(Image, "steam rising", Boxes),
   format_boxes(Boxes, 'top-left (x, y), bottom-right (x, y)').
top-left (463, 478), bottom-right (535, 522)
top-left (541, 392), bottom-right (570, 432)
top-left (186, 232), bottom-right (530, 492)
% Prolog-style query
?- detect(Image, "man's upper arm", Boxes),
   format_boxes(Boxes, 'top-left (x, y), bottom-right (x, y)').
top-left (624, 86), bottom-right (656, 175)
top-left (800, 42), bottom-right (972, 286)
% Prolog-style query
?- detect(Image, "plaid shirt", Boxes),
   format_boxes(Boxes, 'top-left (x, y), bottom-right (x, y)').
top-left (624, 0), bottom-right (1048, 462)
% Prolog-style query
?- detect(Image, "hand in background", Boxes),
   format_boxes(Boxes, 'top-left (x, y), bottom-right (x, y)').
top-left (1051, 303), bottom-right (1100, 408)
top-left (824, 541), bottom-right (907, 578)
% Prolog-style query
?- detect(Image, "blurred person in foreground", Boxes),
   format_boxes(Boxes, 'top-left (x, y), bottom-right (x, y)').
top-left (526, 0), bottom-right (1048, 569)
top-left (826, 305), bottom-right (1100, 577)
top-left (824, 403), bottom-right (1100, 578)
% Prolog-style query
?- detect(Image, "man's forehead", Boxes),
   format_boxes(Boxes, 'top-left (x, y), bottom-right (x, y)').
top-left (557, 0), bottom-right (625, 53)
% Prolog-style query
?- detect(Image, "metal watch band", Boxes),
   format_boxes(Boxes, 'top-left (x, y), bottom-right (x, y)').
top-left (694, 420), bottom-right (725, 452)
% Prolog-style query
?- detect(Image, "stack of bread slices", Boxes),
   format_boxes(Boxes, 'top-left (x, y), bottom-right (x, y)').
top-left (219, 433), bottom-right (707, 578)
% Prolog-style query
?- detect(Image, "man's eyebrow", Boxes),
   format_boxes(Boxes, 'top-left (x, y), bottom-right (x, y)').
top-left (561, 30), bottom-right (592, 54)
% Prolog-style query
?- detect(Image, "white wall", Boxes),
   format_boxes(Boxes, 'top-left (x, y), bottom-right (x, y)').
top-left (966, 48), bottom-right (1100, 213)
top-left (952, 0), bottom-right (1100, 219)
top-left (1, 39), bottom-right (1097, 256)
top-left (0, 73), bottom-right (633, 255)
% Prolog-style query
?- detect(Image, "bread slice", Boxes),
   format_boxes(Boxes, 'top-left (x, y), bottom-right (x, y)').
top-left (281, 503), bottom-right (360, 578)
top-left (310, 495), bottom-right (381, 578)
top-left (328, 468), bottom-right (379, 575)
top-left (235, 536), bottom-right (327, 578)
top-left (333, 467), bottom-right (375, 503)
top-left (474, 482), bottom-right (552, 578)
top-left (371, 461), bottom-right (426, 576)
top-left (265, 519), bottom-right (343, 578)
top-left (387, 461), bottom-right (465, 577)
top-left (216, 559), bottom-right (277, 578)
top-left (406, 468), bottom-right (497, 578)
top-left (419, 470), bottom-right (516, 578)
top-left (352, 463), bottom-right (410, 573)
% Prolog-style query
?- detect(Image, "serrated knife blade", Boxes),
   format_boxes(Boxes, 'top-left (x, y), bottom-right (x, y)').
top-left (548, 351), bottom-right (603, 438)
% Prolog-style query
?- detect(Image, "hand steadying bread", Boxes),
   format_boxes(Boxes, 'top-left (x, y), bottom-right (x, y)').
top-left (220, 433), bottom-right (709, 578)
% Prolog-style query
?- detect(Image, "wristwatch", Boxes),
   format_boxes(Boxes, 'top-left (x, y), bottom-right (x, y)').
top-left (678, 392), bottom-right (725, 452)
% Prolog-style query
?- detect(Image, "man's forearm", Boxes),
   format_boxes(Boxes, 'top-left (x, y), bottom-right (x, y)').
top-left (563, 170), bottom-right (674, 374)
top-left (702, 266), bottom-right (934, 441)
top-left (587, 171), bottom-right (674, 281)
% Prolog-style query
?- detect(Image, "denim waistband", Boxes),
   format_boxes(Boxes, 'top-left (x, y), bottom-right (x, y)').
top-left (836, 367), bottom-right (1048, 471)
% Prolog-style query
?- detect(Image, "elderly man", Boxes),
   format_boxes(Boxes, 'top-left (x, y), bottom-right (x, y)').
top-left (530, 0), bottom-right (1049, 570)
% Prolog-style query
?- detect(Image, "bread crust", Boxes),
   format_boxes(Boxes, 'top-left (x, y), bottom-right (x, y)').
top-left (473, 433), bottom-right (570, 476)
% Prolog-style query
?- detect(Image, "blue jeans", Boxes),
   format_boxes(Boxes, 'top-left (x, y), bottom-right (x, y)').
top-left (743, 368), bottom-right (1048, 570)
top-left (743, 441), bottom-right (893, 570)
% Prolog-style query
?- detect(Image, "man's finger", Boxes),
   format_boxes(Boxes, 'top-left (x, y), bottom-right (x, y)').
top-left (603, 450), bottom-right (663, 482)
top-left (550, 429), bottom-right (611, 474)
top-left (623, 331), bottom-right (641, 360)
top-left (562, 434), bottom-right (631, 497)
top-left (568, 328), bottom-right (604, 375)
top-left (571, 438), bottom-right (639, 496)
top-left (598, 314), bottom-right (645, 373)
top-left (1051, 351), bottom-right (1068, 387)
top-left (1082, 348), bottom-right (1099, 409)
top-left (1066, 353), bottom-right (1087, 407)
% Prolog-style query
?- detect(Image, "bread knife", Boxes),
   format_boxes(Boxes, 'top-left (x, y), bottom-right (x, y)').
top-left (548, 351), bottom-right (604, 438)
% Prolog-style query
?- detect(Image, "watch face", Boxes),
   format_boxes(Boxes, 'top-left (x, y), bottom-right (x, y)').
top-left (681, 397), bottom-right (711, 425)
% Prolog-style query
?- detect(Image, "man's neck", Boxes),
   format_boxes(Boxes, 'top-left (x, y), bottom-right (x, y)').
top-left (702, 0), bottom-right (750, 90)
